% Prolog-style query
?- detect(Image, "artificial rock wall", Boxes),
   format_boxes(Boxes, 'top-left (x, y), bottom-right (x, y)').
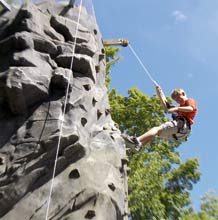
top-left (0, 1), bottom-right (127, 219)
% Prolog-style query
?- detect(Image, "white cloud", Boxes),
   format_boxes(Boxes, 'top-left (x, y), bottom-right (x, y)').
top-left (172, 10), bottom-right (188, 23)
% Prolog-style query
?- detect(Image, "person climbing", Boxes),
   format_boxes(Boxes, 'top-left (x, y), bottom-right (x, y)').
top-left (124, 83), bottom-right (198, 151)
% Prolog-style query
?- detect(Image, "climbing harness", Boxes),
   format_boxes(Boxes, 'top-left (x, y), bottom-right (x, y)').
top-left (45, 0), bottom-right (83, 219)
top-left (172, 115), bottom-right (191, 140)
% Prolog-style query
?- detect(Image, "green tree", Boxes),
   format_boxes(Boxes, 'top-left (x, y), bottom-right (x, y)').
top-left (181, 211), bottom-right (210, 220)
top-left (109, 87), bottom-right (200, 220)
top-left (105, 46), bottom-right (120, 88)
top-left (201, 191), bottom-right (218, 219)
top-left (182, 191), bottom-right (218, 220)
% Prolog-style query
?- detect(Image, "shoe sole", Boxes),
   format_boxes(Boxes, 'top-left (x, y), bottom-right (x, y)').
top-left (122, 134), bottom-right (142, 152)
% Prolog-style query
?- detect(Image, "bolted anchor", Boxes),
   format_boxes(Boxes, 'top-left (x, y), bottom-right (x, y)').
top-left (103, 39), bottom-right (129, 47)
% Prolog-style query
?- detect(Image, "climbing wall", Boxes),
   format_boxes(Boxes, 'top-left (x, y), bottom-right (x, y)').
top-left (0, 1), bottom-right (127, 219)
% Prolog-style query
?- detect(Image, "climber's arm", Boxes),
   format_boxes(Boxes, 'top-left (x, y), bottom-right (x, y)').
top-left (155, 84), bottom-right (168, 112)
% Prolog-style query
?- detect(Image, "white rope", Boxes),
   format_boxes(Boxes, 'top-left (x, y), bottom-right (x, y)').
top-left (128, 43), bottom-right (159, 87)
top-left (128, 43), bottom-right (168, 122)
top-left (45, 1), bottom-right (83, 219)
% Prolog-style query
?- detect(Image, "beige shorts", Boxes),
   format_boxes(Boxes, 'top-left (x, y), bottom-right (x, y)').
top-left (158, 120), bottom-right (191, 140)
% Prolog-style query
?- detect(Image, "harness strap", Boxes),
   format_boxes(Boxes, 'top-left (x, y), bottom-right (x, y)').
top-left (172, 134), bottom-right (179, 140)
top-left (176, 116), bottom-right (191, 130)
top-left (172, 116), bottom-right (191, 140)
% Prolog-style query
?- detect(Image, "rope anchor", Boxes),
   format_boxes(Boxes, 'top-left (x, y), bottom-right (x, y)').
top-left (103, 38), bottom-right (129, 47)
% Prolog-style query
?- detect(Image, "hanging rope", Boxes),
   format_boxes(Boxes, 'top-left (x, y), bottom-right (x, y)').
top-left (128, 43), bottom-right (159, 87)
top-left (128, 43), bottom-right (170, 115)
top-left (45, 1), bottom-right (83, 219)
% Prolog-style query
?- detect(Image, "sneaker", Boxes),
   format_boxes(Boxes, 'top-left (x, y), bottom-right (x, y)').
top-left (122, 134), bottom-right (143, 152)
top-left (134, 143), bottom-right (143, 152)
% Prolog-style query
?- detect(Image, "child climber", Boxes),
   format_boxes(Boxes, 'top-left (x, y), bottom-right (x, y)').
top-left (125, 83), bottom-right (198, 151)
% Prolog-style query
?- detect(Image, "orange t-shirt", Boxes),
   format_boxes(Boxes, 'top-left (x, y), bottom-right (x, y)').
top-left (178, 98), bottom-right (197, 125)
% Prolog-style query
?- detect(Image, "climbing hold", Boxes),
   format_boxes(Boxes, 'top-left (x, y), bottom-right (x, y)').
top-left (0, 192), bottom-right (3, 199)
top-left (0, 154), bottom-right (7, 176)
top-left (79, 104), bottom-right (87, 112)
top-left (108, 183), bottom-right (116, 191)
top-left (98, 52), bottom-right (105, 62)
top-left (83, 84), bottom-right (91, 91)
top-left (126, 167), bottom-right (131, 176)
top-left (121, 158), bottom-right (129, 166)
top-left (92, 97), bottom-right (97, 107)
top-left (85, 210), bottom-right (95, 219)
top-left (95, 65), bottom-right (100, 73)
top-left (93, 29), bottom-right (98, 35)
top-left (110, 135), bottom-right (115, 141)
top-left (97, 109), bottom-right (103, 119)
top-left (0, 157), bottom-right (4, 165)
top-left (105, 108), bottom-right (110, 116)
top-left (81, 117), bottom-right (87, 127)
top-left (69, 169), bottom-right (80, 179)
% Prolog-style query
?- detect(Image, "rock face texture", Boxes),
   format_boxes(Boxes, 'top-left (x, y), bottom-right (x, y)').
top-left (0, 1), bottom-right (127, 219)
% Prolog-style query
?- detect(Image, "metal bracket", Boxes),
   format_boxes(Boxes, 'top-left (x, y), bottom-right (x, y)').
top-left (103, 39), bottom-right (129, 47)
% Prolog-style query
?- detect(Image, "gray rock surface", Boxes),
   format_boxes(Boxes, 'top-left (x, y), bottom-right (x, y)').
top-left (0, 1), bottom-right (127, 219)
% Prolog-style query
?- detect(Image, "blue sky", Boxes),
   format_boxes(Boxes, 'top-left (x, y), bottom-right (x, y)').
top-left (92, 0), bottom-right (218, 211)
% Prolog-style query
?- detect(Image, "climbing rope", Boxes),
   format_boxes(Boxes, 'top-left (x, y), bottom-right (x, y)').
top-left (128, 43), bottom-right (170, 119)
top-left (45, 0), bottom-right (83, 219)
top-left (128, 43), bottom-right (159, 87)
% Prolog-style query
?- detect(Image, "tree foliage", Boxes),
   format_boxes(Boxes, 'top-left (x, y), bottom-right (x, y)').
top-left (105, 46), bottom-right (120, 88)
top-left (181, 191), bottom-right (218, 220)
top-left (201, 191), bottom-right (218, 219)
top-left (183, 211), bottom-right (214, 220)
